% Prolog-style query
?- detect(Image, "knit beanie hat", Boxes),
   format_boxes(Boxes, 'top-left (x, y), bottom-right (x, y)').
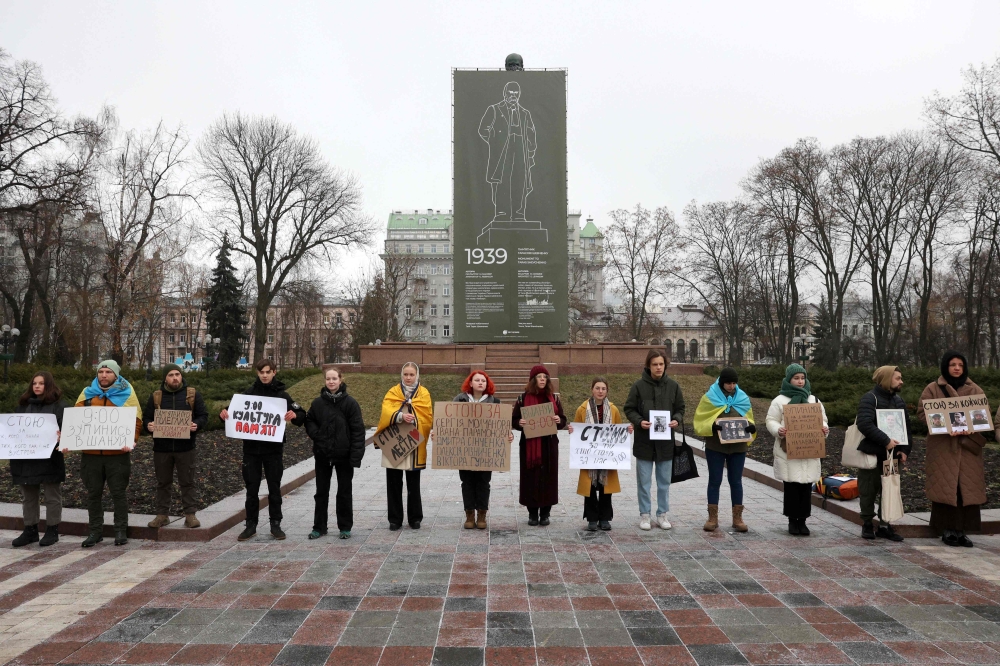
top-left (872, 365), bottom-right (899, 393)
top-left (163, 363), bottom-right (183, 376)
top-left (784, 363), bottom-right (807, 383)
top-left (96, 359), bottom-right (121, 377)
top-left (719, 367), bottom-right (739, 385)
top-left (529, 365), bottom-right (549, 380)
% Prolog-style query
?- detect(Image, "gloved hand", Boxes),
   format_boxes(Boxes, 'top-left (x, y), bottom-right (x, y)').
top-left (746, 423), bottom-right (757, 434)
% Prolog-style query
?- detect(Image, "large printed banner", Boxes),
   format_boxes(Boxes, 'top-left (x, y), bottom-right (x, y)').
top-left (453, 69), bottom-right (568, 342)
top-left (0, 413), bottom-right (59, 459)
top-left (431, 401), bottom-right (513, 471)
top-left (225, 395), bottom-right (287, 443)
top-left (568, 422), bottom-right (632, 470)
top-left (62, 406), bottom-right (137, 451)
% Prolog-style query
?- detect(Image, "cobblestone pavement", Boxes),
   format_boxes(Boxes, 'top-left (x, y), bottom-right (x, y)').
top-left (4, 433), bottom-right (1000, 665)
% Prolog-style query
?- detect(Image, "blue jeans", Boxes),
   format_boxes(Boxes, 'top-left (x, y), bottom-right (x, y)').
top-left (705, 449), bottom-right (746, 506)
top-left (636, 458), bottom-right (672, 516)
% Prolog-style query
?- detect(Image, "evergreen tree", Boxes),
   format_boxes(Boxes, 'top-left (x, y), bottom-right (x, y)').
top-left (205, 235), bottom-right (248, 368)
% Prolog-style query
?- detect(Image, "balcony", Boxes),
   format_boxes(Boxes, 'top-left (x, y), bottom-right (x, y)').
top-left (413, 291), bottom-right (428, 301)
top-left (413, 275), bottom-right (427, 283)
top-left (413, 315), bottom-right (428, 323)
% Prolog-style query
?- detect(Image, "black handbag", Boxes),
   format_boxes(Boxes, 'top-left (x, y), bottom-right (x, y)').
top-left (670, 418), bottom-right (700, 483)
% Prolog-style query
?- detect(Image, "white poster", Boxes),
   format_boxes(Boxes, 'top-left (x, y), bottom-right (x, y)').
top-left (569, 422), bottom-right (632, 470)
top-left (225, 394), bottom-right (287, 443)
top-left (0, 413), bottom-right (59, 459)
top-left (62, 406), bottom-right (137, 451)
top-left (649, 410), bottom-right (671, 440)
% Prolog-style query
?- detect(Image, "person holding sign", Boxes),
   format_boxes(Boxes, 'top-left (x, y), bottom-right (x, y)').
top-left (568, 377), bottom-right (632, 532)
top-left (855, 366), bottom-right (911, 542)
top-left (623, 350), bottom-right (685, 531)
top-left (220, 359), bottom-right (306, 542)
top-left (512, 365), bottom-right (567, 526)
top-left (142, 364), bottom-right (208, 530)
top-left (765, 364), bottom-right (828, 536)
top-left (693, 368), bottom-right (756, 533)
top-left (378, 362), bottom-right (432, 531)
top-left (10, 372), bottom-right (66, 548)
top-left (917, 351), bottom-right (986, 548)
top-left (71, 360), bottom-right (142, 547)
top-left (305, 367), bottom-right (365, 540)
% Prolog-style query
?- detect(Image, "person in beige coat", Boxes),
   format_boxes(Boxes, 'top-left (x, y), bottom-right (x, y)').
top-left (917, 350), bottom-right (987, 548)
top-left (766, 364), bottom-right (829, 536)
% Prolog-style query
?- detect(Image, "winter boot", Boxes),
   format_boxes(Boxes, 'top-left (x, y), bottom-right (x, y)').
top-left (238, 522), bottom-right (257, 542)
top-left (464, 510), bottom-right (475, 529)
top-left (39, 524), bottom-right (59, 547)
top-left (12, 524), bottom-right (39, 547)
top-left (147, 515), bottom-right (169, 529)
top-left (114, 529), bottom-right (128, 546)
top-left (81, 531), bottom-right (103, 548)
top-left (861, 521), bottom-right (875, 540)
top-left (476, 509), bottom-right (487, 529)
top-left (732, 505), bottom-right (748, 533)
top-left (798, 519), bottom-right (810, 536)
top-left (703, 505), bottom-right (719, 532)
top-left (270, 521), bottom-right (286, 540)
top-left (184, 514), bottom-right (201, 528)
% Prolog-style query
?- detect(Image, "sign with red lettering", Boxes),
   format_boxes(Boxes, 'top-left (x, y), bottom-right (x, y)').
top-left (521, 402), bottom-right (558, 439)
top-left (225, 394), bottom-right (287, 442)
top-left (371, 421), bottom-right (425, 467)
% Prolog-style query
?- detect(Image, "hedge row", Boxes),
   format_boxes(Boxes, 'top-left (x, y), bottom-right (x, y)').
top-left (0, 364), bottom-right (322, 431)
top-left (703, 365), bottom-right (1000, 433)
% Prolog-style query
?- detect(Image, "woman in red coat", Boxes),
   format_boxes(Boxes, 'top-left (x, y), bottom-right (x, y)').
top-left (512, 365), bottom-right (567, 526)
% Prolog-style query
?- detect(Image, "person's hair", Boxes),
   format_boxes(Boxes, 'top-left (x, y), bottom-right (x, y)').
top-left (591, 376), bottom-right (608, 390)
top-left (401, 362), bottom-right (419, 373)
top-left (254, 358), bottom-right (277, 373)
top-left (645, 349), bottom-right (668, 369)
top-left (525, 373), bottom-right (552, 397)
top-left (462, 371), bottom-right (495, 396)
top-left (322, 365), bottom-right (342, 379)
top-left (18, 371), bottom-right (62, 406)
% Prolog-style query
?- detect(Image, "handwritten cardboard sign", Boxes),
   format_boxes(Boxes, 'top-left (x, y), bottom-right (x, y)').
top-left (717, 417), bottom-right (752, 444)
top-left (153, 409), bottom-right (192, 440)
top-left (569, 422), bottom-right (632, 470)
top-left (521, 402), bottom-right (558, 439)
top-left (225, 394), bottom-right (287, 442)
top-left (921, 394), bottom-right (993, 435)
top-left (62, 406), bottom-right (137, 451)
top-left (0, 413), bottom-right (59, 459)
top-left (783, 402), bottom-right (825, 459)
top-left (431, 402), bottom-right (513, 471)
top-left (370, 421), bottom-right (424, 467)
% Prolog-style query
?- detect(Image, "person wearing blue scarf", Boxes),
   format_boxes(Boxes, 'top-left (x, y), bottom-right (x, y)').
top-left (693, 368), bottom-right (756, 532)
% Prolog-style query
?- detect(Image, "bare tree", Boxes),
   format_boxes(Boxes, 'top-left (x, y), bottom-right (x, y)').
top-left (382, 248), bottom-right (418, 341)
top-left (198, 113), bottom-right (376, 359)
top-left (927, 58), bottom-right (1000, 170)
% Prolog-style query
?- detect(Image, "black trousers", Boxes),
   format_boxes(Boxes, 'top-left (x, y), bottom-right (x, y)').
top-left (314, 455), bottom-right (354, 533)
top-left (243, 452), bottom-right (283, 525)
top-left (783, 482), bottom-right (813, 519)
top-left (459, 470), bottom-right (492, 511)
top-left (386, 468), bottom-right (423, 526)
top-left (583, 482), bottom-right (613, 521)
top-left (528, 505), bottom-right (552, 519)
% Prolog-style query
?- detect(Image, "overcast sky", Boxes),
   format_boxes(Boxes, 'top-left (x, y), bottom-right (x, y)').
top-left (3, 1), bottom-right (999, 273)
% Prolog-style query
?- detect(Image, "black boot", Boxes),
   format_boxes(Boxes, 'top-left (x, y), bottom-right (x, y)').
top-left (875, 524), bottom-right (903, 542)
top-left (114, 529), bottom-right (128, 546)
top-left (798, 518), bottom-right (810, 536)
top-left (81, 531), bottom-right (103, 548)
top-left (39, 525), bottom-right (59, 547)
top-left (539, 508), bottom-right (551, 527)
top-left (861, 521), bottom-right (875, 540)
top-left (270, 521), bottom-right (286, 540)
top-left (528, 508), bottom-right (539, 526)
top-left (238, 522), bottom-right (257, 542)
top-left (787, 518), bottom-right (800, 535)
top-left (12, 524), bottom-right (39, 548)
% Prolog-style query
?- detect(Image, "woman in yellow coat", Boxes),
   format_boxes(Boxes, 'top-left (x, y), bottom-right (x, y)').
top-left (567, 377), bottom-right (633, 531)
top-left (377, 362), bottom-right (432, 531)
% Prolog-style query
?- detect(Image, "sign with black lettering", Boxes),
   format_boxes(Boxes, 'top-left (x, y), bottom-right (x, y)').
top-left (62, 407), bottom-right (138, 451)
top-left (370, 421), bottom-right (424, 467)
top-left (225, 394), bottom-right (286, 442)
top-left (0, 413), bottom-right (59, 459)
top-left (431, 401), bottom-right (513, 471)
top-left (569, 422), bottom-right (632, 470)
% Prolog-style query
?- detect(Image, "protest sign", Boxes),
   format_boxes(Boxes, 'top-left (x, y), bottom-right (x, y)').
top-left (521, 402), bottom-right (558, 439)
top-left (569, 422), bottom-right (632, 470)
top-left (783, 403), bottom-right (825, 459)
top-left (717, 417), bottom-right (752, 444)
top-left (62, 406), bottom-right (137, 451)
top-left (876, 409), bottom-right (908, 446)
top-left (370, 421), bottom-right (424, 467)
top-left (0, 413), bottom-right (59, 459)
top-left (649, 410), bottom-right (671, 440)
top-left (153, 409), bottom-right (192, 440)
top-left (225, 394), bottom-right (287, 443)
top-left (431, 402), bottom-right (513, 471)
top-left (921, 394), bottom-right (994, 435)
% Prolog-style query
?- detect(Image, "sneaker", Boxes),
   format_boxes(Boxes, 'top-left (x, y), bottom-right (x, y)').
top-left (657, 515), bottom-right (672, 530)
top-left (81, 532), bottom-right (103, 548)
top-left (861, 521), bottom-right (875, 540)
top-left (586, 521), bottom-right (598, 532)
top-left (639, 514), bottom-right (651, 531)
top-left (599, 520), bottom-right (612, 531)
top-left (308, 530), bottom-right (325, 540)
top-left (339, 531), bottom-right (351, 539)
top-left (875, 524), bottom-right (903, 542)
top-left (238, 524), bottom-right (257, 541)
top-left (270, 521), bottom-right (286, 540)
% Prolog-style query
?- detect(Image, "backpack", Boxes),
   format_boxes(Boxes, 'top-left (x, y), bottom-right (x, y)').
top-left (814, 475), bottom-right (859, 501)
top-left (154, 387), bottom-right (196, 410)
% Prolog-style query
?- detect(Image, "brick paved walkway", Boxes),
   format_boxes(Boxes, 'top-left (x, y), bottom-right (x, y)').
top-left (4, 433), bottom-right (1000, 665)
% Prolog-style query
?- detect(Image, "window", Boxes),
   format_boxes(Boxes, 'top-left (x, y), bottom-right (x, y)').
top-left (180, 315), bottom-right (186, 325)
top-left (267, 333), bottom-right (274, 343)
top-left (676, 340), bottom-right (685, 362)
top-left (168, 333), bottom-right (175, 343)
top-left (179, 334), bottom-right (186, 344)
top-left (417, 306), bottom-right (424, 316)
top-left (430, 244), bottom-right (436, 253)
top-left (587, 291), bottom-right (594, 301)
top-left (418, 244), bottom-right (424, 254)
top-left (794, 326), bottom-right (800, 336)
top-left (323, 316), bottom-right (330, 326)
top-left (349, 312), bottom-right (356, 323)
top-left (430, 325), bottom-right (437, 337)
top-left (443, 303), bottom-right (450, 316)
top-left (170, 314), bottom-right (176, 324)
top-left (405, 245), bottom-right (412, 253)
top-left (430, 287), bottom-right (437, 296)
top-left (443, 265), bottom-right (451, 275)
top-left (405, 305), bottom-right (412, 316)
top-left (336, 313), bottom-right (343, 326)
top-left (443, 325), bottom-right (451, 337)
top-left (707, 340), bottom-right (715, 358)
top-left (842, 325), bottom-right (848, 335)
top-left (404, 327), bottom-right (412, 337)
top-left (690, 340), bottom-right (699, 360)
top-left (664, 340), bottom-right (672, 359)
top-left (418, 217), bottom-right (428, 225)
top-left (852, 325), bottom-right (858, 336)
top-left (443, 285), bottom-right (450, 296)
top-left (431, 265), bottom-right (438, 275)
top-left (862, 325), bottom-right (869, 336)
top-left (430, 304), bottom-right (437, 316)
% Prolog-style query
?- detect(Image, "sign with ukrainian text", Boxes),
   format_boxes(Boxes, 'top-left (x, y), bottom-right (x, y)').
top-left (225, 394), bottom-right (287, 443)
top-left (62, 406), bottom-right (137, 451)
top-left (431, 401), bottom-right (513, 471)
top-left (0, 413), bottom-right (59, 459)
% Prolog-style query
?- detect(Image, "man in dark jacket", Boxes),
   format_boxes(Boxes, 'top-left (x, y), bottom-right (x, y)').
top-left (623, 349), bottom-right (685, 531)
top-left (143, 364), bottom-right (209, 529)
top-left (856, 365), bottom-right (912, 542)
top-left (220, 358), bottom-right (306, 541)
top-left (304, 367), bottom-right (365, 539)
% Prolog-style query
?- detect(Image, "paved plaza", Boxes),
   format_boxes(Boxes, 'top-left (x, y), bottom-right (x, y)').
top-left (2, 434), bottom-right (1000, 665)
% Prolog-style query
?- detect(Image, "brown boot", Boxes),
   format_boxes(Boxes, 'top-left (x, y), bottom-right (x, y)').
top-left (147, 515), bottom-right (169, 529)
top-left (732, 505), bottom-right (748, 532)
top-left (703, 505), bottom-right (719, 532)
top-left (185, 514), bottom-right (201, 529)
top-left (464, 510), bottom-right (475, 529)
top-left (476, 509), bottom-right (487, 529)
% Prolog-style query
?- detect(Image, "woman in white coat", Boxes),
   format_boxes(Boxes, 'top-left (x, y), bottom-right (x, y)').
top-left (766, 363), bottom-right (829, 536)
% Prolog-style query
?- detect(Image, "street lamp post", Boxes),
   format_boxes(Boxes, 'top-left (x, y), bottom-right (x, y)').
top-left (0, 324), bottom-right (21, 383)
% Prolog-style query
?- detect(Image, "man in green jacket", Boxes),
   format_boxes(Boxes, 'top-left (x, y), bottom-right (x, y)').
top-left (624, 350), bottom-right (685, 531)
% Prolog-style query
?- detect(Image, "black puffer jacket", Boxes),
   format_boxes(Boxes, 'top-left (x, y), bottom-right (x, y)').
top-left (142, 380), bottom-right (209, 453)
top-left (305, 383), bottom-right (366, 467)
top-left (856, 385), bottom-right (912, 463)
top-left (240, 378), bottom-right (306, 456)
top-left (12, 398), bottom-right (67, 485)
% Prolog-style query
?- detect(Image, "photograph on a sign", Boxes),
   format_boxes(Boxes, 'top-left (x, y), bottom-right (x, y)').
top-left (875, 409), bottom-right (908, 447)
top-left (648, 410), bottom-right (671, 440)
top-left (716, 417), bottom-right (752, 444)
top-left (921, 395), bottom-right (994, 435)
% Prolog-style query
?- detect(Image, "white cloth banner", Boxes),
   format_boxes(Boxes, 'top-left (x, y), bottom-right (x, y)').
top-left (225, 394), bottom-right (287, 443)
top-left (569, 422), bottom-right (632, 470)
top-left (0, 413), bottom-right (59, 459)
top-left (62, 406), bottom-right (137, 451)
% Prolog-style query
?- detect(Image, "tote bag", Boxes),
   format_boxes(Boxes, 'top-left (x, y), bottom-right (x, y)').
top-left (841, 418), bottom-right (877, 470)
top-left (880, 458), bottom-right (905, 523)
top-left (670, 418), bottom-right (700, 483)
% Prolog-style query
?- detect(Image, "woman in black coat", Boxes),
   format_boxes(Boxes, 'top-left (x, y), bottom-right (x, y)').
top-left (305, 367), bottom-right (365, 539)
top-left (12, 371), bottom-right (67, 547)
